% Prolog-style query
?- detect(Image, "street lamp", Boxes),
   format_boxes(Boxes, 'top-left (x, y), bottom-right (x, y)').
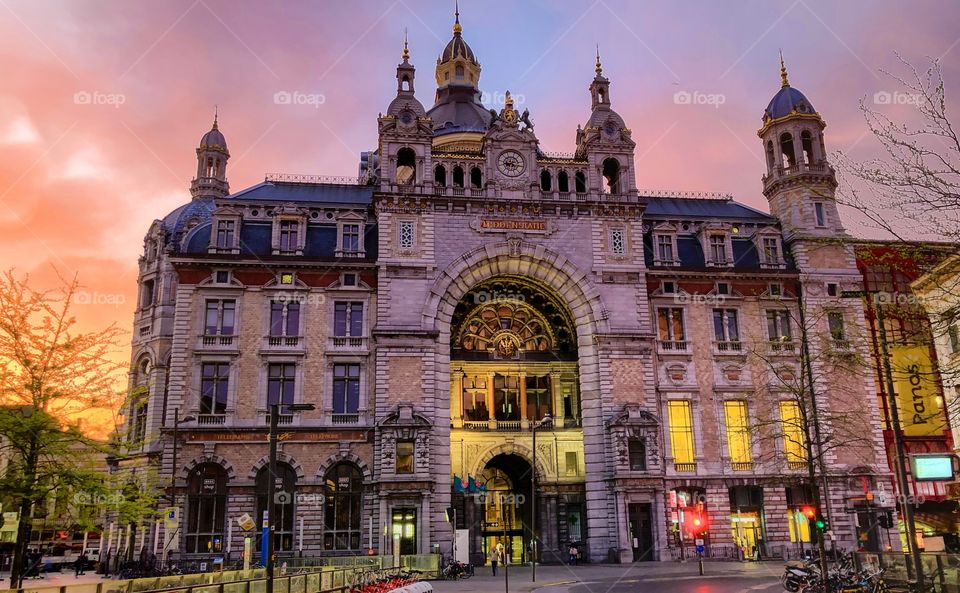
top-left (266, 403), bottom-right (314, 593)
top-left (531, 413), bottom-right (552, 582)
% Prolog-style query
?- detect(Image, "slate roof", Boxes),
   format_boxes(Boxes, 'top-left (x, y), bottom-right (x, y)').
top-left (644, 197), bottom-right (775, 221)
top-left (228, 181), bottom-right (374, 204)
top-left (764, 86), bottom-right (816, 120)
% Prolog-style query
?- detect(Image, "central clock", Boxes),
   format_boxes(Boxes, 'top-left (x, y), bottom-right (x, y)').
top-left (497, 150), bottom-right (526, 177)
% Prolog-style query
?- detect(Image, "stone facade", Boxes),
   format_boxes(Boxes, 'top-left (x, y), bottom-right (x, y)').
top-left (116, 13), bottom-right (898, 566)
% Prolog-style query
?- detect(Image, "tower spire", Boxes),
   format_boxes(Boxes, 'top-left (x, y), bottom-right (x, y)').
top-left (779, 50), bottom-right (790, 88)
top-left (213, 105), bottom-right (219, 129)
top-left (595, 44), bottom-right (603, 76)
top-left (402, 28), bottom-right (409, 61)
top-left (453, 0), bottom-right (461, 34)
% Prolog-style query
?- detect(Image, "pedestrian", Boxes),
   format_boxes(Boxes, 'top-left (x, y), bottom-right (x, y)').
top-left (497, 542), bottom-right (506, 567)
top-left (568, 544), bottom-right (577, 566)
top-left (489, 545), bottom-right (499, 576)
top-left (75, 552), bottom-right (88, 577)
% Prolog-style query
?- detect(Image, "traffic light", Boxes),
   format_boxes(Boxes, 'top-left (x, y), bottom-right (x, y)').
top-left (800, 506), bottom-right (816, 520)
top-left (688, 512), bottom-right (709, 536)
top-left (814, 517), bottom-right (827, 531)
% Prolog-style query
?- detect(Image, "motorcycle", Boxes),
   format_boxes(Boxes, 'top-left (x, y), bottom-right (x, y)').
top-left (782, 559), bottom-right (819, 592)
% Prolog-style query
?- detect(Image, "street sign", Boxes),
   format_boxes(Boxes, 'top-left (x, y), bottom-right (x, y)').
top-left (695, 544), bottom-right (705, 554)
top-left (695, 538), bottom-right (704, 546)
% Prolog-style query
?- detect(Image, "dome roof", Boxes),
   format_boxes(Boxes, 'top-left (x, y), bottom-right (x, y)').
top-left (199, 118), bottom-right (227, 151)
top-left (764, 85), bottom-right (816, 120)
top-left (426, 85), bottom-right (492, 135)
top-left (161, 198), bottom-right (216, 249)
top-left (440, 31), bottom-right (477, 65)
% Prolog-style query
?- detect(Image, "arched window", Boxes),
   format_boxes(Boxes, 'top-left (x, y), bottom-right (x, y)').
top-left (779, 133), bottom-right (796, 168)
top-left (574, 171), bottom-right (587, 193)
top-left (557, 171), bottom-right (570, 193)
top-left (800, 131), bottom-right (814, 165)
top-left (186, 463), bottom-right (227, 553)
top-left (400, 75), bottom-right (411, 92)
top-left (434, 164), bottom-right (447, 187)
top-left (256, 463), bottom-right (297, 553)
top-left (540, 170), bottom-right (552, 192)
top-left (470, 167), bottom-right (483, 189)
top-left (452, 166), bottom-right (465, 188)
top-left (455, 65), bottom-right (464, 79)
top-left (396, 148), bottom-right (416, 185)
top-left (602, 158), bottom-right (621, 194)
top-left (136, 358), bottom-right (151, 386)
top-left (324, 463), bottom-right (363, 550)
top-left (766, 141), bottom-right (776, 170)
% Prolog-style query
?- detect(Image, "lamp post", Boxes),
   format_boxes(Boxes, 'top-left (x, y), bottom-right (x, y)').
top-left (531, 413), bottom-right (552, 582)
top-left (166, 408), bottom-right (195, 566)
top-left (266, 403), bottom-right (314, 593)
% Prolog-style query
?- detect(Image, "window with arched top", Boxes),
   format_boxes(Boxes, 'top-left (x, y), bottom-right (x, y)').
top-left (574, 171), bottom-right (587, 193)
top-left (540, 170), bottom-right (552, 192)
top-left (779, 133), bottom-right (796, 168)
top-left (800, 131), bottom-right (814, 165)
top-left (470, 167), bottom-right (482, 188)
top-left (324, 463), bottom-right (363, 550)
top-left (452, 166), bottom-right (465, 188)
top-left (434, 164), bottom-right (447, 187)
top-left (602, 158), bottom-right (621, 194)
top-left (401, 75), bottom-right (411, 92)
top-left (766, 141), bottom-right (776, 170)
top-left (557, 170), bottom-right (570, 193)
top-left (256, 463), bottom-right (297, 553)
top-left (456, 301), bottom-right (555, 355)
top-left (455, 65), bottom-right (464, 79)
top-left (396, 148), bottom-right (416, 185)
top-left (186, 463), bottom-right (227, 553)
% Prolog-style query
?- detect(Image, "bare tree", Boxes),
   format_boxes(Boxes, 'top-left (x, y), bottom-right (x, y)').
top-left (0, 270), bottom-right (126, 588)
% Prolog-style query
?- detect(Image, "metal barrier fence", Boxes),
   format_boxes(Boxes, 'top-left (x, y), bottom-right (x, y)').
top-left (856, 552), bottom-right (960, 593)
top-left (1, 556), bottom-right (440, 593)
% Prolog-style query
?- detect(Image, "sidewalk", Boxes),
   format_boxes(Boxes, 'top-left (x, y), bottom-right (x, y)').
top-left (430, 561), bottom-right (784, 593)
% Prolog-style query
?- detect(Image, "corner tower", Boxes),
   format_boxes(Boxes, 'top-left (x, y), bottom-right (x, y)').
top-left (190, 112), bottom-right (230, 199)
top-left (758, 55), bottom-right (839, 241)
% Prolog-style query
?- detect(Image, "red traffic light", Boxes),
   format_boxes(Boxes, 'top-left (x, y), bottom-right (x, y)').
top-left (801, 506), bottom-right (816, 519)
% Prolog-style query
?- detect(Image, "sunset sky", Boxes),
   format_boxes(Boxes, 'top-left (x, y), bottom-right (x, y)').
top-left (0, 0), bottom-right (957, 384)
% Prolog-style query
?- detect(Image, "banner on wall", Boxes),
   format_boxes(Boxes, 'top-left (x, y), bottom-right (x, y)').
top-left (891, 345), bottom-right (942, 437)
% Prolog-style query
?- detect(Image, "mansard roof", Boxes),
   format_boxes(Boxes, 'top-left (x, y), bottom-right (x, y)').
top-left (643, 196), bottom-right (774, 221)
top-left (229, 179), bottom-right (374, 204)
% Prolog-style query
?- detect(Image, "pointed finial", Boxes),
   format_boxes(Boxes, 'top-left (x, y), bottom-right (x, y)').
top-left (505, 90), bottom-right (513, 108)
top-left (779, 49), bottom-right (790, 88)
top-left (402, 28), bottom-right (409, 61)
top-left (595, 44), bottom-right (603, 75)
top-left (212, 105), bottom-right (219, 129)
top-left (453, 0), bottom-right (462, 34)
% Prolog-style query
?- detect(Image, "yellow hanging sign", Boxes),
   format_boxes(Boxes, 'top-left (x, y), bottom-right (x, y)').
top-left (891, 345), bottom-right (942, 437)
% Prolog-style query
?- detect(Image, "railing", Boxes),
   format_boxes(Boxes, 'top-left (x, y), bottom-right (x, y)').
top-left (714, 340), bottom-right (743, 353)
top-left (329, 336), bottom-right (367, 350)
top-left (201, 334), bottom-right (235, 347)
top-left (266, 335), bottom-right (301, 348)
top-left (495, 420), bottom-right (522, 431)
top-left (263, 414), bottom-right (294, 425)
top-left (575, 192), bottom-right (588, 201)
top-left (462, 420), bottom-right (490, 431)
top-left (331, 413), bottom-right (360, 425)
top-left (854, 551), bottom-right (954, 592)
top-left (637, 189), bottom-right (733, 200)
top-left (265, 173), bottom-right (364, 185)
top-left (762, 162), bottom-right (834, 185)
top-left (658, 340), bottom-right (689, 352)
top-left (674, 462), bottom-right (697, 472)
top-left (452, 187), bottom-right (465, 197)
top-left (197, 414), bottom-right (226, 426)
top-left (769, 340), bottom-right (797, 354)
top-left (787, 460), bottom-right (808, 470)
top-left (731, 461), bottom-right (754, 471)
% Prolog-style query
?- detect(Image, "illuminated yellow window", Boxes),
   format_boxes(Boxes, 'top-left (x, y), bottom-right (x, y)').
top-left (668, 400), bottom-right (695, 464)
top-left (724, 400), bottom-right (752, 464)
top-left (779, 401), bottom-right (807, 464)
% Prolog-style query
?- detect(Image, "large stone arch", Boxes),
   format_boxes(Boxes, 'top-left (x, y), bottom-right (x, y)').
top-left (180, 454), bottom-right (237, 481)
top-left (248, 453), bottom-right (307, 481)
top-left (421, 238), bottom-right (616, 561)
top-left (315, 451), bottom-right (372, 482)
top-left (472, 442), bottom-right (549, 484)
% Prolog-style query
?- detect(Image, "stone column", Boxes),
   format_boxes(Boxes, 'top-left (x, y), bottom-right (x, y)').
top-left (486, 372), bottom-right (496, 429)
top-left (451, 370), bottom-right (464, 428)
top-left (551, 372), bottom-right (563, 428)
top-left (519, 373), bottom-right (528, 428)
top-left (763, 486), bottom-right (791, 560)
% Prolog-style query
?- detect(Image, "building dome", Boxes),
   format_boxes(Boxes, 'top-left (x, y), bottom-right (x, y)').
top-left (440, 31), bottom-right (477, 65)
top-left (161, 198), bottom-right (216, 249)
top-left (199, 118), bottom-right (228, 151)
top-left (764, 85), bottom-right (816, 120)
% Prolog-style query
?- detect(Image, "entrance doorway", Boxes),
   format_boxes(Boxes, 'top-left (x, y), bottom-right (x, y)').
top-left (391, 508), bottom-right (417, 555)
top-left (730, 486), bottom-right (765, 560)
top-left (478, 454), bottom-right (533, 565)
top-left (628, 503), bottom-right (654, 561)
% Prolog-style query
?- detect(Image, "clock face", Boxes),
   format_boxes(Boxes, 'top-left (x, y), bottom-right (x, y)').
top-left (603, 121), bottom-right (618, 136)
top-left (399, 110), bottom-right (415, 126)
top-left (497, 150), bottom-right (525, 177)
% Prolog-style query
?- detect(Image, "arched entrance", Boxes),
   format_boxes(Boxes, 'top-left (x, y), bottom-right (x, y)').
top-left (478, 454), bottom-right (533, 565)
top-left (448, 275), bottom-right (586, 565)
